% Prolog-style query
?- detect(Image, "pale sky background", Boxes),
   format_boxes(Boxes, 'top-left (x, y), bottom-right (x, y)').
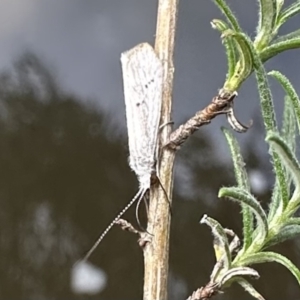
top-left (0, 0), bottom-right (299, 142)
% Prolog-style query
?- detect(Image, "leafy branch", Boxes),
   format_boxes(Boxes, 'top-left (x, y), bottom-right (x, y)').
top-left (186, 1), bottom-right (300, 299)
top-left (167, 0), bottom-right (300, 150)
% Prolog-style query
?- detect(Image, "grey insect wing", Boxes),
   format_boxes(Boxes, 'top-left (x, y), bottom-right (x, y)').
top-left (121, 43), bottom-right (163, 188)
top-left (82, 43), bottom-right (163, 261)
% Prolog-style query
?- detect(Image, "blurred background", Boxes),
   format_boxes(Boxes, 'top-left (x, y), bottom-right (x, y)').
top-left (0, 0), bottom-right (299, 299)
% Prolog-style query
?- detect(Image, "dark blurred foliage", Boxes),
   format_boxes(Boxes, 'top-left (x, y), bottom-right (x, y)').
top-left (0, 53), bottom-right (299, 300)
top-left (0, 53), bottom-right (143, 299)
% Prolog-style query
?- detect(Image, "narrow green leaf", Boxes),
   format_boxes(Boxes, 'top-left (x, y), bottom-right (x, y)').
top-left (268, 126), bottom-right (294, 217)
top-left (268, 83), bottom-right (296, 222)
top-left (222, 30), bottom-right (253, 91)
top-left (254, 61), bottom-right (277, 130)
top-left (236, 252), bottom-right (300, 285)
top-left (211, 19), bottom-right (237, 79)
top-left (279, 96), bottom-right (297, 201)
top-left (266, 132), bottom-right (300, 196)
top-left (281, 96), bottom-right (297, 151)
top-left (222, 127), bottom-right (253, 250)
top-left (254, 0), bottom-right (277, 50)
top-left (200, 215), bottom-right (231, 269)
top-left (237, 278), bottom-right (265, 300)
top-left (285, 218), bottom-right (300, 226)
top-left (267, 71), bottom-right (300, 213)
top-left (219, 187), bottom-right (268, 243)
top-left (230, 32), bottom-right (276, 130)
top-left (267, 133), bottom-right (300, 211)
top-left (213, 0), bottom-right (241, 32)
top-left (238, 32), bottom-right (289, 216)
top-left (272, 29), bottom-right (300, 44)
top-left (268, 70), bottom-right (300, 132)
top-left (260, 37), bottom-right (300, 62)
top-left (222, 128), bottom-right (250, 190)
top-left (275, 0), bottom-right (284, 20)
top-left (265, 225), bottom-right (300, 247)
top-left (277, 0), bottom-right (300, 29)
top-left (219, 267), bottom-right (259, 286)
top-left (268, 182), bottom-right (281, 221)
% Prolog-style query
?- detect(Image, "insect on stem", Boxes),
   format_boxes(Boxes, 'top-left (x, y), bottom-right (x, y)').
top-left (81, 43), bottom-right (164, 260)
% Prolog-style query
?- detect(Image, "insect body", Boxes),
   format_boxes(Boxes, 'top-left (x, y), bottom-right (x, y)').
top-left (83, 43), bottom-right (163, 261)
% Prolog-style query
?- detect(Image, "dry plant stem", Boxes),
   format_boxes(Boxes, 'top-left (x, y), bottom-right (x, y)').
top-left (115, 219), bottom-right (152, 248)
top-left (115, 219), bottom-right (141, 235)
top-left (187, 283), bottom-right (219, 300)
top-left (143, 0), bottom-right (178, 300)
top-left (166, 89), bottom-right (237, 150)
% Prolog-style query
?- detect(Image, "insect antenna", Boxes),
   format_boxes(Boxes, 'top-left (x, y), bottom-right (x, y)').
top-left (82, 187), bottom-right (147, 262)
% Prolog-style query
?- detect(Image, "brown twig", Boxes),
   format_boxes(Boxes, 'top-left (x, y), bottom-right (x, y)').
top-left (166, 88), bottom-right (252, 150)
top-left (115, 219), bottom-right (152, 248)
top-left (115, 218), bottom-right (141, 235)
top-left (187, 282), bottom-right (220, 300)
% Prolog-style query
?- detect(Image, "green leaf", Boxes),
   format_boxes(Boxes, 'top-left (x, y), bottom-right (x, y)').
top-left (221, 30), bottom-right (253, 91)
top-left (236, 252), bottom-right (300, 285)
top-left (279, 96), bottom-right (297, 203)
top-left (265, 225), bottom-right (300, 247)
top-left (266, 132), bottom-right (300, 200)
top-left (219, 267), bottom-right (259, 286)
top-left (281, 96), bottom-right (297, 151)
top-left (222, 127), bottom-right (253, 250)
top-left (272, 97), bottom-right (296, 212)
top-left (268, 70), bottom-right (300, 132)
top-left (211, 19), bottom-right (237, 79)
top-left (285, 217), bottom-right (300, 226)
top-left (219, 187), bottom-right (268, 244)
top-left (254, 0), bottom-right (277, 50)
top-left (260, 37), bottom-right (300, 62)
top-left (237, 278), bottom-right (265, 300)
top-left (212, 0), bottom-right (241, 32)
top-left (222, 128), bottom-right (250, 190)
top-left (272, 29), bottom-right (300, 44)
top-left (275, 0), bottom-right (284, 20)
top-left (229, 32), bottom-right (277, 130)
top-left (268, 182), bottom-right (281, 221)
top-left (238, 32), bottom-right (289, 216)
top-left (267, 71), bottom-right (300, 213)
top-left (200, 215), bottom-right (231, 269)
top-left (277, 0), bottom-right (300, 29)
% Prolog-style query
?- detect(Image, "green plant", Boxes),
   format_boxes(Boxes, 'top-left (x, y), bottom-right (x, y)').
top-left (212, 0), bottom-right (300, 92)
top-left (191, 1), bottom-right (300, 299)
